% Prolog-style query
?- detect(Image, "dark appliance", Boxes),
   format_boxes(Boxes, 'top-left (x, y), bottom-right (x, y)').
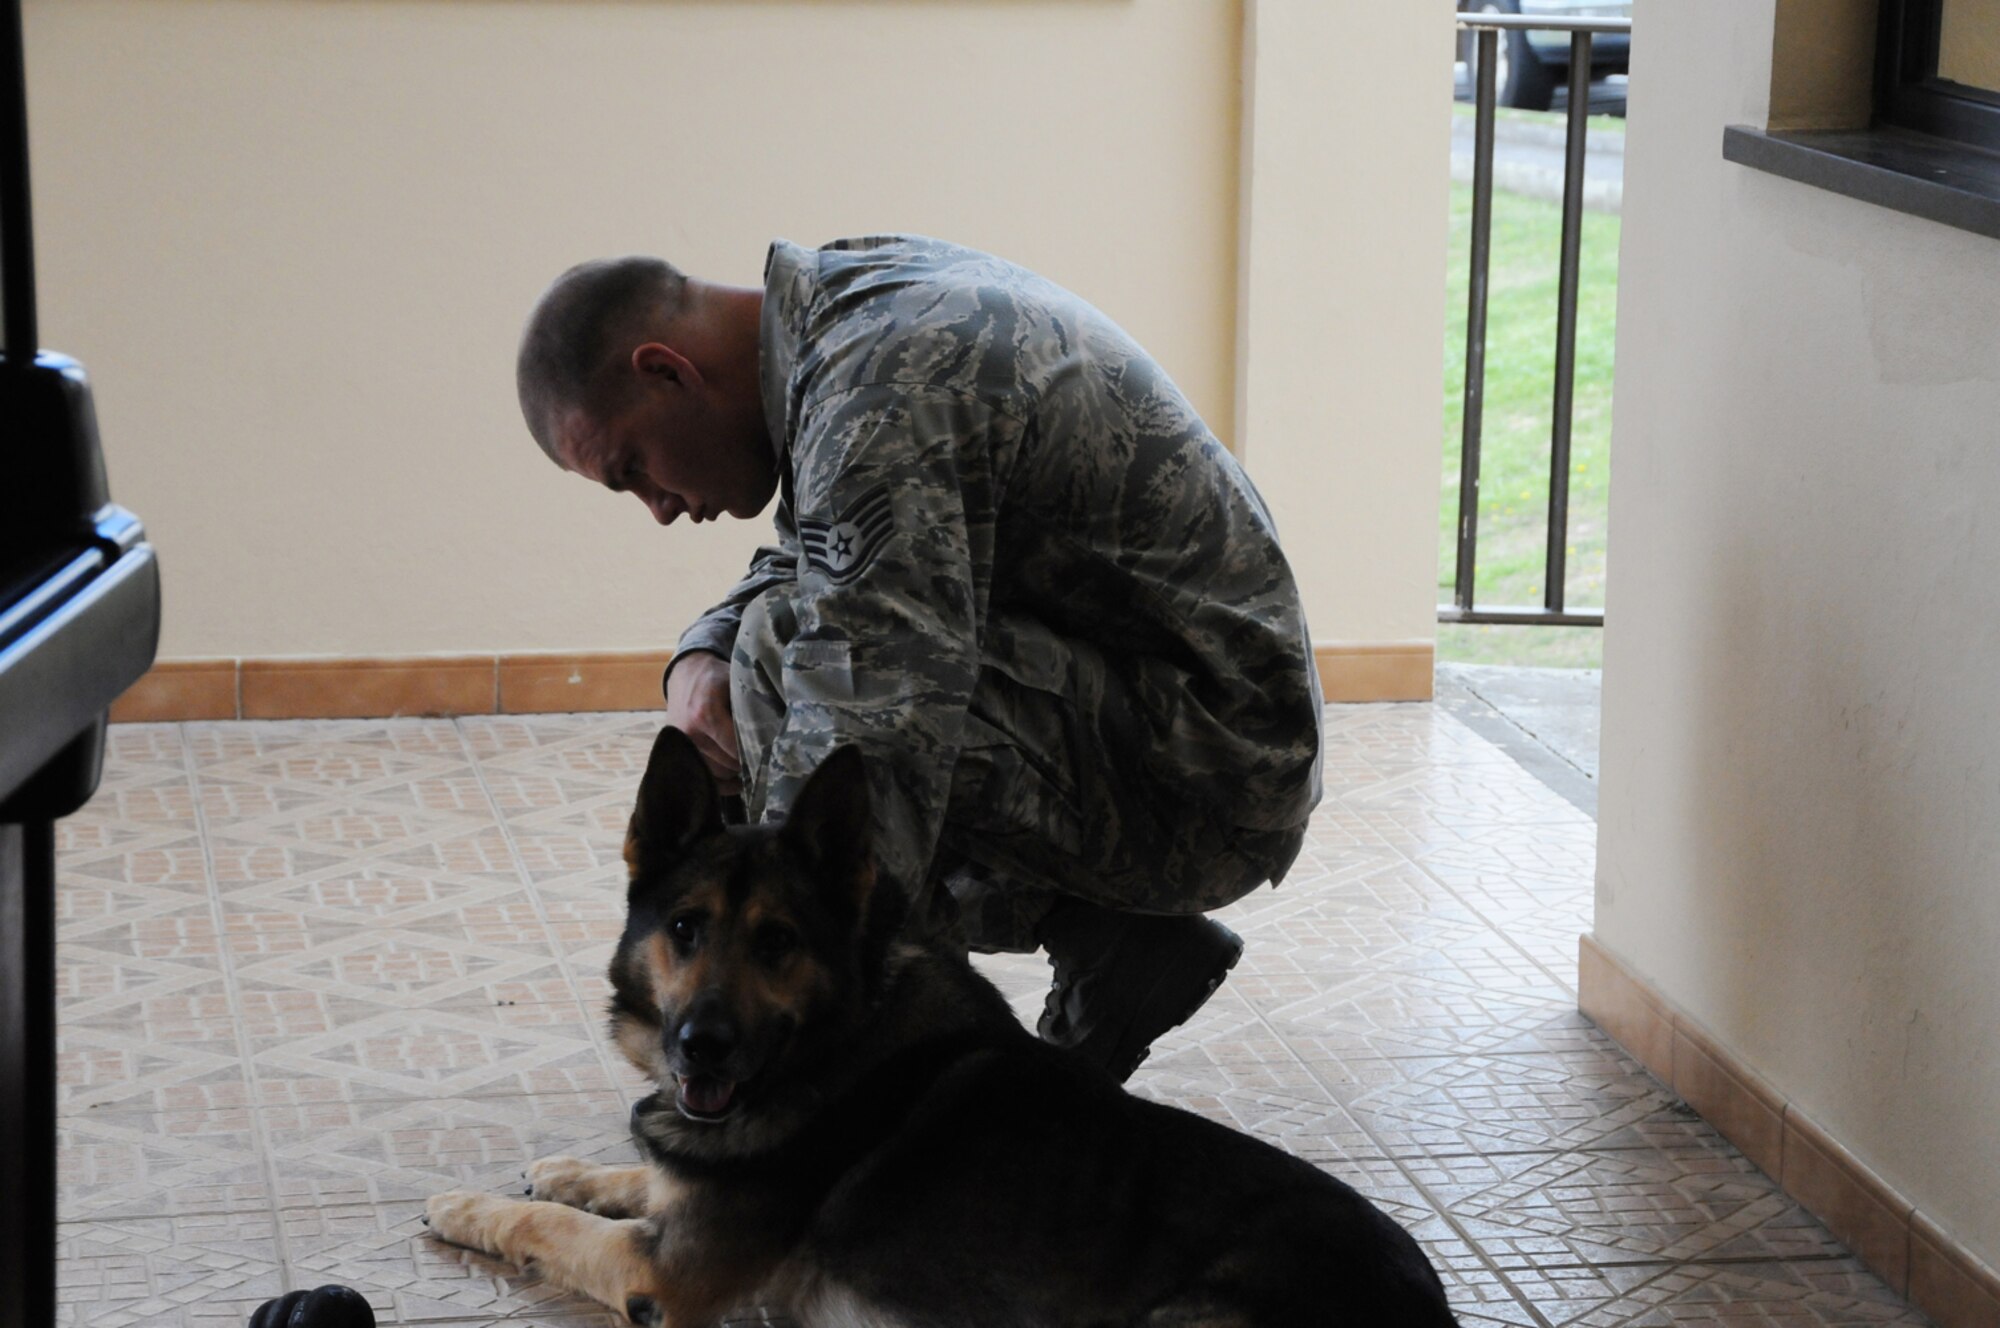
top-left (1, 0), bottom-right (164, 1323)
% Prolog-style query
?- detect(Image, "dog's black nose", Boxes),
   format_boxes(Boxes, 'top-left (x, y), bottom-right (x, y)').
top-left (677, 1012), bottom-right (737, 1069)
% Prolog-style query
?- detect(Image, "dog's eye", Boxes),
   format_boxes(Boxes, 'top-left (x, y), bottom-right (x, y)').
top-left (753, 924), bottom-right (798, 965)
top-left (668, 914), bottom-right (702, 953)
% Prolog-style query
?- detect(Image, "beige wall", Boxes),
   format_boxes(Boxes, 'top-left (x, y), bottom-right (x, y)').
top-left (27, 0), bottom-right (1449, 675)
top-left (24, 0), bottom-right (1251, 657)
top-left (1237, 1), bottom-right (1452, 655)
top-left (1601, 0), bottom-right (2000, 1268)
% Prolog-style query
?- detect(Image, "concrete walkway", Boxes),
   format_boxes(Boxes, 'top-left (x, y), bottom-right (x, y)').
top-left (1436, 663), bottom-right (1602, 819)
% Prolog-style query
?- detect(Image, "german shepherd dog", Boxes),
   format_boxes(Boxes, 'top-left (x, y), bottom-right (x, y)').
top-left (425, 727), bottom-right (1457, 1327)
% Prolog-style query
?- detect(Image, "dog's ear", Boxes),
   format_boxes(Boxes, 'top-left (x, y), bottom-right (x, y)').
top-left (626, 726), bottom-right (724, 879)
top-left (783, 744), bottom-right (875, 913)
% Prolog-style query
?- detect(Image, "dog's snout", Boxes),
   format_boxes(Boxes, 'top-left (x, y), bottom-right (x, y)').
top-left (677, 1007), bottom-right (738, 1069)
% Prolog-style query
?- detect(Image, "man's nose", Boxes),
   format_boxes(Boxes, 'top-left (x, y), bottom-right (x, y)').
top-left (646, 493), bottom-right (682, 525)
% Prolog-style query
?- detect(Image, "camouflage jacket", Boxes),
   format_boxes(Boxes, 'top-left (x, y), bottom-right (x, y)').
top-left (678, 236), bottom-right (1323, 901)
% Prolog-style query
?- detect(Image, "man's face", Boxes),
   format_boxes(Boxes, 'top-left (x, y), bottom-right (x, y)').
top-left (556, 384), bottom-right (775, 527)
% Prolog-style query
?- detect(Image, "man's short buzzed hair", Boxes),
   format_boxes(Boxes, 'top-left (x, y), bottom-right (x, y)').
top-left (516, 256), bottom-right (689, 465)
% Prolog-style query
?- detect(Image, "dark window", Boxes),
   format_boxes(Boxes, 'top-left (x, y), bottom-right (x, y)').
top-left (1878, 0), bottom-right (2000, 148)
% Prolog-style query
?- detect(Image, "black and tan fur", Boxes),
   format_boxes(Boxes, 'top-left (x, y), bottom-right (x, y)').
top-left (426, 727), bottom-right (1457, 1327)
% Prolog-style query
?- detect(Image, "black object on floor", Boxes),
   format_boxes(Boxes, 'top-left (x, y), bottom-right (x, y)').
top-left (247, 1287), bottom-right (378, 1328)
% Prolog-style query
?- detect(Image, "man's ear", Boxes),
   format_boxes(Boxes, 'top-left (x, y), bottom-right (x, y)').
top-left (626, 726), bottom-right (723, 879)
top-left (631, 342), bottom-right (702, 390)
top-left (782, 745), bottom-right (875, 914)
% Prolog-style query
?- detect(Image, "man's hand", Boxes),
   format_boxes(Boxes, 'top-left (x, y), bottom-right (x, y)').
top-left (664, 651), bottom-right (742, 795)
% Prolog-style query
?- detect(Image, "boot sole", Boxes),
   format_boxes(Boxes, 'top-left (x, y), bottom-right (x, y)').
top-left (1106, 921), bottom-right (1244, 1082)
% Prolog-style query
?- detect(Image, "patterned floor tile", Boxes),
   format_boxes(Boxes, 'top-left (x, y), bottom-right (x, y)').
top-left (1306, 1048), bottom-right (1705, 1156)
top-left (59, 1105), bottom-right (270, 1221)
top-left (59, 866), bottom-right (199, 933)
top-left (220, 882), bottom-right (560, 959)
top-left (245, 1002), bottom-right (617, 1106)
top-left (230, 925), bottom-right (586, 1010)
top-left (43, 705), bottom-right (1931, 1327)
top-left (1234, 903), bottom-right (1562, 992)
top-left (1345, 1160), bottom-right (1525, 1327)
top-left (59, 834), bottom-right (215, 894)
top-left (203, 805), bottom-right (496, 870)
top-left (57, 972), bottom-right (251, 1112)
top-left (372, 827), bottom-right (527, 886)
top-left (191, 744), bottom-right (476, 807)
top-left (501, 828), bottom-right (628, 887)
top-left (1504, 1260), bottom-right (1935, 1326)
top-left (481, 783), bottom-right (638, 845)
top-left (101, 722), bottom-right (193, 770)
top-left (183, 719), bottom-right (468, 767)
top-left (456, 712), bottom-right (652, 762)
top-left (1411, 1147), bottom-right (1848, 1268)
top-left (1447, 1266), bottom-right (1551, 1326)
top-left (1222, 860), bottom-right (1492, 959)
top-left (1414, 827), bottom-right (1602, 901)
top-left (531, 877), bottom-right (633, 958)
top-left (1130, 1037), bottom-right (1383, 1165)
top-left (260, 1091), bottom-right (638, 1211)
top-left (1256, 967), bottom-right (1583, 1060)
top-left (59, 1026), bottom-right (254, 1113)
top-left (55, 1211), bottom-right (285, 1327)
top-left (467, 723), bottom-right (654, 795)
top-left (550, 943), bottom-right (625, 1009)
top-left (281, 1203), bottom-right (623, 1323)
top-left (63, 771), bottom-right (199, 839)
top-left (58, 907), bottom-right (237, 1014)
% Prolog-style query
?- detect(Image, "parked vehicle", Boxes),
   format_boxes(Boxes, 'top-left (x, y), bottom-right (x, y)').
top-left (1457, 0), bottom-right (1632, 111)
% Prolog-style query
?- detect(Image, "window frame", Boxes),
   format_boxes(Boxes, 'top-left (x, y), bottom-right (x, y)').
top-left (1877, 0), bottom-right (2000, 147)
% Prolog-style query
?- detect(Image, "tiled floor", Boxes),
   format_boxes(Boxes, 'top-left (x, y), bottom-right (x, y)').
top-left (54, 706), bottom-right (1932, 1327)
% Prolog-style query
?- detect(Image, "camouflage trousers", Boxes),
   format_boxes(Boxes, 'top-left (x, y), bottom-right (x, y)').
top-left (731, 587), bottom-right (1309, 953)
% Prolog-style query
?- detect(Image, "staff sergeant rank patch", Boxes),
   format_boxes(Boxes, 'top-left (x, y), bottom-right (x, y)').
top-left (800, 484), bottom-right (895, 585)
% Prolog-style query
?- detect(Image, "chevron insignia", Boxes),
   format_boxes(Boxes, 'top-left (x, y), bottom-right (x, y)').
top-left (800, 484), bottom-right (895, 585)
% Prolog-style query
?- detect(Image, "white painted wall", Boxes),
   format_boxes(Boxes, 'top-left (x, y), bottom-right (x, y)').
top-left (25, 0), bottom-right (1449, 673)
top-left (23, 0), bottom-right (1250, 657)
top-left (1600, 0), bottom-right (2000, 1266)
top-left (1237, 2), bottom-right (1452, 653)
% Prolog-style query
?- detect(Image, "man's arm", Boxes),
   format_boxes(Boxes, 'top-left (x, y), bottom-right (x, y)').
top-left (671, 533), bottom-right (799, 666)
top-left (756, 383), bottom-right (1013, 908)
top-left (662, 650), bottom-right (739, 793)
top-left (666, 502), bottom-right (799, 789)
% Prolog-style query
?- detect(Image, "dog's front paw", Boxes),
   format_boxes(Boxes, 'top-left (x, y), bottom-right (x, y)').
top-left (424, 1190), bottom-right (515, 1257)
top-left (523, 1156), bottom-right (597, 1209)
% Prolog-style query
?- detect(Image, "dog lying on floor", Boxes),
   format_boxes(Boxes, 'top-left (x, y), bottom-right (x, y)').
top-left (425, 726), bottom-right (1457, 1327)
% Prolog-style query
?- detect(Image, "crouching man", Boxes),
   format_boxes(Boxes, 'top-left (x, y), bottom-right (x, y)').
top-left (515, 234), bottom-right (1323, 1080)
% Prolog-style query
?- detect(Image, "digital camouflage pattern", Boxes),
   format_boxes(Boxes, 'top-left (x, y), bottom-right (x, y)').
top-left (675, 236), bottom-right (1323, 948)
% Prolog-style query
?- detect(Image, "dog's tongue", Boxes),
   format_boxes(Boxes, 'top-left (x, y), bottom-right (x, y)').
top-left (680, 1075), bottom-right (735, 1117)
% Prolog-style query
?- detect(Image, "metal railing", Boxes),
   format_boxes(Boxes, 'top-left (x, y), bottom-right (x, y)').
top-left (1442, 12), bottom-right (1630, 628)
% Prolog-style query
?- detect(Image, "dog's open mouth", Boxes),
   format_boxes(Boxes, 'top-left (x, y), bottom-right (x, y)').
top-left (676, 1073), bottom-right (738, 1121)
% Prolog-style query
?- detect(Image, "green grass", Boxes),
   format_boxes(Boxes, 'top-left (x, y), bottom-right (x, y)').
top-left (1438, 171), bottom-right (1620, 670)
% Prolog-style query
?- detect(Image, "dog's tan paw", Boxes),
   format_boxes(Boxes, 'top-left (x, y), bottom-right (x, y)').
top-left (523, 1156), bottom-right (598, 1209)
top-left (424, 1190), bottom-right (513, 1256)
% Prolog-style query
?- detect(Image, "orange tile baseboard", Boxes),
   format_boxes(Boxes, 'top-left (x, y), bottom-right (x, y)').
top-left (499, 651), bottom-right (674, 714)
top-left (115, 644), bottom-right (1434, 720)
top-left (240, 657), bottom-right (497, 719)
top-left (111, 652), bottom-right (675, 722)
top-left (1315, 641), bottom-right (1434, 703)
top-left (1579, 933), bottom-right (2000, 1328)
top-left (108, 659), bottom-right (239, 723)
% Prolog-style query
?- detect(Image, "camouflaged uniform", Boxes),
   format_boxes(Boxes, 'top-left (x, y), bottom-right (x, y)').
top-left (673, 236), bottom-right (1323, 951)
